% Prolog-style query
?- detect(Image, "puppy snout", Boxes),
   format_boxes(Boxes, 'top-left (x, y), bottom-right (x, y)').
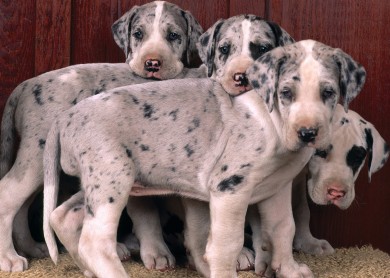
top-left (297, 127), bottom-right (318, 143)
top-left (145, 59), bottom-right (161, 72)
top-left (327, 188), bottom-right (346, 200)
top-left (233, 73), bottom-right (249, 87)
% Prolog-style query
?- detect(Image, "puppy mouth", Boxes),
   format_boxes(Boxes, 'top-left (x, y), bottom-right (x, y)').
top-left (233, 73), bottom-right (252, 93)
top-left (145, 71), bottom-right (162, 80)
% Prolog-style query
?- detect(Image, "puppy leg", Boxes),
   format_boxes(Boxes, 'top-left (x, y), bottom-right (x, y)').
top-left (183, 198), bottom-right (254, 276)
top-left (126, 196), bottom-right (175, 270)
top-left (204, 193), bottom-right (250, 278)
top-left (258, 183), bottom-right (313, 278)
top-left (78, 170), bottom-right (132, 278)
top-left (292, 173), bottom-right (334, 255)
top-left (13, 193), bottom-right (49, 259)
top-left (0, 159), bottom-right (42, 271)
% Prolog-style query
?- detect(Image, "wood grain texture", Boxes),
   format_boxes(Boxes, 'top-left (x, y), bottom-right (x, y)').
top-left (0, 0), bottom-right (36, 116)
top-left (230, 0), bottom-right (266, 18)
top-left (35, 0), bottom-right (72, 75)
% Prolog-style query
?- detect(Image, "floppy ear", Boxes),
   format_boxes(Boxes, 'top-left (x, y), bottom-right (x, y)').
top-left (332, 49), bottom-right (366, 112)
top-left (181, 10), bottom-right (204, 66)
top-left (111, 6), bottom-right (139, 61)
top-left (197, 19), bottom-right (225, 77)
top-left (266, 21), bottom-right (295, 46)
top-left (363, 125), bottom-right (389, 181)
top-left (247, 47), bottom-right (287, 112)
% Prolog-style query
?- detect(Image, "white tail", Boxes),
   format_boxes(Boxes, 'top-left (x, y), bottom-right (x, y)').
top-left (43, 122), bottom-right (61, 264)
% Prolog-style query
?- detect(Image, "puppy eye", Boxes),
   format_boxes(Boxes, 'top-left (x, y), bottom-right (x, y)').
top-left (133, 30), bottom-right (143, 40)
top-left (259, 44), bottom-right (271, 54)
top-left (219, 45), bottom-right (230, 55)
top-left (168, 32), bottom-right (180, 41)
top-left (322, 88), bottom-right (335, 100)
top-left (280, 88), bottom-right (293, 100)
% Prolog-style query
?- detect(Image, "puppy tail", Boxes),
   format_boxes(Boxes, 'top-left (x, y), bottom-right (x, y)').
top-left (0, 87), bottom-right (22, 178)
top-left (43, 122), bottom-right (61, 264)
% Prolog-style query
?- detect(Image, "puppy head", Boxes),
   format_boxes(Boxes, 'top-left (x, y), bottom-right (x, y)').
top-left (248, 40), bottom-right (366, 151)
top-left (112, 1), bottom-right (203, 80)
top-left (307, 105), bottom-right (389, 209)
top-left (197, 15), bottom-right (294, 96)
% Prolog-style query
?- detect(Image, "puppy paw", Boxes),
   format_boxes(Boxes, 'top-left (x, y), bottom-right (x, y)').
top-left (116, 243), bottom-right (131, 261)
top-left (236, 247), bottom-right (254, 271)
top-left (0, 251), bottom-right (28, 272)
top-left (294, 237), bottom-right (334, 256)
top-left (140, 241), bottom-right (175, 271)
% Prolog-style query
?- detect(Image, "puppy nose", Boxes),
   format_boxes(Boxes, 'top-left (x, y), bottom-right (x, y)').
top-left (298, 127), bottom-right (318, 143)
top-left (233, 73), bottom-right (249, 87)
top-left (145, 59), bottom-right (161, 72)
top-left (327, 188), bottom-right (346, 200)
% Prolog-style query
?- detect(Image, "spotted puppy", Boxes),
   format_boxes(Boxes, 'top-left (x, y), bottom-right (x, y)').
top-left (291, 104), bottom-right (388, 256)
top-left (43, 39), bottom-right (365, 278)
top-left (48, 14), bottom-right (295, 273)
top-left (0, 1), bottom-right (203, 272)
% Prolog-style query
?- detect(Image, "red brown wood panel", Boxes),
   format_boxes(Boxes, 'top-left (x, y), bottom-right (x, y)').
top-left (269, 0), bottom-right (390, 253)
top-left (229, 0), bottom-right (266, 18)
top-left (70, 0), bottom-right (121, 64)
top-left (0, 0), bottom-right (36, 117)
top-left (35, 0), bottom-right (72, 75)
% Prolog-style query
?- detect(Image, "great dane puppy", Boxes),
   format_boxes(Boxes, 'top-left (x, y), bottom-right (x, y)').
top-left (43, 39), bottom-right (366, 278)
top-left (0, 1), bottom-right (203, 272)
top-left (47, 14), bottom-right (295, 273)
top-left (291, 104), bottom-right (389, 255)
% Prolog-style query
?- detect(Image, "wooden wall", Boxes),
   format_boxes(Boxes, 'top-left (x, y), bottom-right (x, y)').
top-left (0, 0), bottom-right (389, 253)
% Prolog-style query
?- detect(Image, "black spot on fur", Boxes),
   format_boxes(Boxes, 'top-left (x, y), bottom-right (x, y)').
top-left (140, 144), bottom-right (149, 151)
top-left (346, 145), bottom-right (367, 175)
top-left (260, 74), bottom-right (268, 84)
top-left (86, 205), bottom-right (94, 217)
top-left (109, 197), bottom-right (114, 203)
top-left (89, 166), bottom-right (93, 173)
top-left (292, 76), bottom-right (300, 81)
top-left (184, 144), bottom-right (194, 158)
top-left (217, 175), bottom-right (244, 192)
top-left (221, 165), bottom-right (228, 172)
top-left (315, 149), bottom-right (328, 159)
top-left (251, 80), bottom-right (260, 89)
top-left (240, 163), bottom-right (252, 169)
top-left (33, 84), bottom-right (43, 105)
top-left (365, 128), bottom-right (373, 171)
top-left (201, 34), bottom-right (210, 46)
top-left (359, 119), bottom-right (367, 124)
top-left (143, 103), bottom-right (155, 118)
top-left (125, 148), bottom-right (132, 158)
top-left (187, 117), bottom-right (200, 133)
top-left (169, 109), bottom-right (179, 121)
top-left (38, 139), bottom-right (46, 149)
top-left (340, 117), bottom-right (349, 125)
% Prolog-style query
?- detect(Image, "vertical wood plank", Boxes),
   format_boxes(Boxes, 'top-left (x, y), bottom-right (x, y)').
top-left (229, 0), bottom-right (266, 18)
top-left (0, 0), bottom-right (36, 117)
top-left (35, 0), bottom-right (72, 75)
top-left (70, 0), bottom-right (121, 64)
top-left (269, 0), bottom-right (390, 253)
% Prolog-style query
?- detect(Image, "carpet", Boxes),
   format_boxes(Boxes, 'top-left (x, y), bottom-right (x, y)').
top-left (1, 246), bottom-right (389, 277)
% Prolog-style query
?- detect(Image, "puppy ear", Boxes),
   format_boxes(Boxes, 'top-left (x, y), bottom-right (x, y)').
top-left (111, 6), bottom-right (139, 61)
top-left (363, 125), bottom-right (389, 182)
top-left (266, 21), bottom-right (295, 46)
top-left (332, 49), bottom-right (366, 112)
top-left (247, 47), bottom-right (287, 112)
top-left (181, 10), bottom-right (204, 67)
top-left (197, 19), bottom-right (224, 77)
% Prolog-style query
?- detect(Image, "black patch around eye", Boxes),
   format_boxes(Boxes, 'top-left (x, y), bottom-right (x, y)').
top-left (346, 145), bottom-right (367, 175)
top-left (133, 30), bottom-right (143, 40)
top-left (217, 175), bottom-right (244, 192)
top-left (219, 44), bottom-right (230, 55)
top-left (249, 42), bottom-right (272, 60)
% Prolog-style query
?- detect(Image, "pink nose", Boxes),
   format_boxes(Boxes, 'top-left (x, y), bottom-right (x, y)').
top-left (327, 188), bottom-right (346, 200)
top-left (145, 59), bottom-right (161, 72)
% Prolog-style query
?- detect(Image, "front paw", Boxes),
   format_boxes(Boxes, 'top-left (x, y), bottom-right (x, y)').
top-left (140, 241), bottom-right (175, 270)
top-left (275, 261), bottom-right (313, 278)
top-left (294, 237), bottom-right (334, 256)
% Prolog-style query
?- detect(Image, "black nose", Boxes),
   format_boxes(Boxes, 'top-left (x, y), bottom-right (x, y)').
top-left (298, 127), bottom-right (318, 143)
top-left (145, 59), bottom-right (161, 72)
top-left (233, 73), bottom-right (249, 87)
